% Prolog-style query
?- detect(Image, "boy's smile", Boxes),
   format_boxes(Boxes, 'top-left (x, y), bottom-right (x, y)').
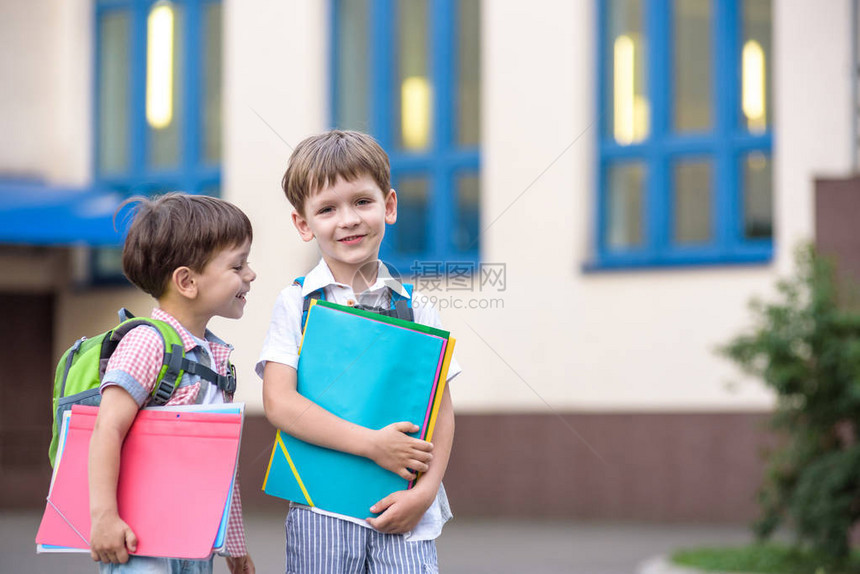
top-left (194, 239), bottom-right (256, 321)
top-left (339, 234), bottom-right (365, 245)
top-left (292, 175), bottom-right (397, 286)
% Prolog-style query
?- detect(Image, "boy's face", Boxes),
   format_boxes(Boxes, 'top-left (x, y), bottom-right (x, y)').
top-left (292, 174), bottom-right (397, 284)
top-left (193, 238), bottom-right (256, 320)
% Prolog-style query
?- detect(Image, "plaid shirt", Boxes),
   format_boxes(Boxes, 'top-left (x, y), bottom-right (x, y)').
top-left (101, 308), bottom-right (248, 557)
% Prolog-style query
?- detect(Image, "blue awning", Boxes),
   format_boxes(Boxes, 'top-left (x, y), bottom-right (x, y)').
top-left (0, 181), bottom-right (125, 247)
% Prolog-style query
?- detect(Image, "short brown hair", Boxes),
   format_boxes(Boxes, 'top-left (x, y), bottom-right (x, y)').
top-left (281, 130), bottom-right (391, 215)
top-left (120, 193), bottom-right (253, 298)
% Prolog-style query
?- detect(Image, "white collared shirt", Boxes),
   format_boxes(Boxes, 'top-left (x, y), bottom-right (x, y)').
top-left (256, 258), bottom-right (460, 540)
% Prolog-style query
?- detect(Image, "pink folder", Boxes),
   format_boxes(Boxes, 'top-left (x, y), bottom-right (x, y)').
top-left (35, 405), bottom-right (241, 559)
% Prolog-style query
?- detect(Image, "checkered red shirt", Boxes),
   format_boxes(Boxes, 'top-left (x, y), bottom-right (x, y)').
top-left (101, 308), bottom-right (248, 557)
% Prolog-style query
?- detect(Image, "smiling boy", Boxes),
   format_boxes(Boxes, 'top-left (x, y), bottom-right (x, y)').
top-left (88, 193), bottom-right (256, 574)
top-left (258, 130), bottom-right (460, 573)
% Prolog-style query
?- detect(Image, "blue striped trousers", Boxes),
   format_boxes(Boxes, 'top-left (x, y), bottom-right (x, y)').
top-left (284, 506), bottom-right (438, 574)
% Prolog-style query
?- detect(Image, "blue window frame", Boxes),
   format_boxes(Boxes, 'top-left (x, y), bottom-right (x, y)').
top-left (94, 0), bottom-right (222, 197)
top-left (92, 0), bottom-right (222, 283)
top-left (593, 0), bottom-right (773, 270)
top-left (331, 0), bottom-right (481, 275)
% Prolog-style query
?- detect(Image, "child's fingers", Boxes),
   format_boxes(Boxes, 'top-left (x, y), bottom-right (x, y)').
top-left (409, 449), bottom-right (433, 463)
top-left (391, 421), bottom-right (421, 434)
top-left (370, 492), bottom-right (397, 515)
top-left (396, 467), bottom-right (417, 480)
top-left (115, 546), bottom-right (130, 564)
top-left (411, 438), bottom-right (433, 452)
top-left (125, 527), bottom-right (138, 554)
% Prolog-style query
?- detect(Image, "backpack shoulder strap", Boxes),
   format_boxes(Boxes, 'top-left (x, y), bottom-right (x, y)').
top-left (295, 277), bottom-right (325, 333)
top-left (146, 320), bottom-right (237, 397)
top-left (388, 283), bottom-right (414, 321)
top-left (108, 318), bottom-right (187, 405)
top-left (108, 318), bottom-right (236, 404)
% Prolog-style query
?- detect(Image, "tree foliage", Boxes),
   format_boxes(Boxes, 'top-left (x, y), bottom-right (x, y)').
top-left (721, 246), bottom-right (860, 561)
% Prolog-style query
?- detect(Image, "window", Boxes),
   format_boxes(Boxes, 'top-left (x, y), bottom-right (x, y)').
top-left (594, 0), bottom-right (773, 269)
top-left (331, 0), bottom-right (481, 273)
top-left (95, 0), bottom-right (223, 196)
top-left (92, 0), bottom-right (222, 282)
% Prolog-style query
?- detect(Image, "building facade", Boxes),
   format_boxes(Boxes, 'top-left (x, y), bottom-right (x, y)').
top-left (1, 0), bottom-right (856, 521)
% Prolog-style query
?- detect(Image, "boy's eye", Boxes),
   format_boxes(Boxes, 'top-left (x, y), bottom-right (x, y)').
top-left (356, 198), bottom-right (372, 206)
top-left (318, 206), bottom-right (333, 215)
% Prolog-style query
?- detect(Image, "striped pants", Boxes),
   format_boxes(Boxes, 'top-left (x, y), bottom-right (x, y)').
top-left (284, 507), bottom-right (438, 574)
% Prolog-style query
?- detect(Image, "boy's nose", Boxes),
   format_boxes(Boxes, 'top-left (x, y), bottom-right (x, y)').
top-left (245, 265), bottom-right (257, 282)
top-left (339, 207), bottom-right (362, 227)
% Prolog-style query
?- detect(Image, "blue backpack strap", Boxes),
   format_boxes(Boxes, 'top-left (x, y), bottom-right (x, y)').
top-left (389, 282), bottom-right (413, 312)
top-left (295, 277), bottom-right (325, 332)
top-left (378, 283), bottom-right (413, 322)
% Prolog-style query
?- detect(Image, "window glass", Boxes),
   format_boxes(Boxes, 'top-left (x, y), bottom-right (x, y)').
top-left (336, 0), bottom-right (370, 131)
top-left (394, 176), bottom-right (429, 253)
top-left (742, 0), bottom-right (772, 133)
top-left (673, 160), bottom-right (712, 244)
top-left (396, 0), bottom-right (432, 151)
top-left (98, 11), bottom-right (130, 175)
top-left (597, 1), bottom-right (773, 266)
top-left (607, 162), bottom-right (645, 249)
top-left (607, 0), bottom-right (649, 145)
top-left (202, 3), bottom-right (222, 164)
top-left (743, 152), bottom-right (772, 239)
top-left (457, 0), bottom-right (481, 147)
top-left (454, 174), bottom-right (480, 252)
top-left (673, 0), bottom-right (712, 132)
top-left (333, 1), bottom-right (481, 264)
top-left (147, 2), bottom-right (184, 170)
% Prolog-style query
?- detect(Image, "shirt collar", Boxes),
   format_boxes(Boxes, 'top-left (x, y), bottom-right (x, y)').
top-left (300, 258), bottom-right (411, 299)
top-left (151, 308), bottom-right (233, 353)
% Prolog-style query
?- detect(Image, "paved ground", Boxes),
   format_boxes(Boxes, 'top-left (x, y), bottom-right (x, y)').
top-left (8, 510), bottom-right (755, 573)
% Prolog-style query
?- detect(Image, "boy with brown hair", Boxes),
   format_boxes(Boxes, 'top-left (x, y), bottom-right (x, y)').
top-left (258, 130), bottom-right (460, 573)
top-left (89, 193), bottom-right (256, 573)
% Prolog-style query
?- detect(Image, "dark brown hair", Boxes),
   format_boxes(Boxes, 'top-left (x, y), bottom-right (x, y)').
top-left (281, 130), bottom-right (391, 215)
top-left (119, 193), bottom-right (253, 298)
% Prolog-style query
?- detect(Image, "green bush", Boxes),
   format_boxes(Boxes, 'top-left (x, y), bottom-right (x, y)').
top-left (720, 246), bottom-right (860, 563)
top-left (672, 544), bottom-right (860, 574)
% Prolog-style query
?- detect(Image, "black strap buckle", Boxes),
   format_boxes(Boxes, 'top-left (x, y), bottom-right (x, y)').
top-left (153, 344), bottom-right (185, 405)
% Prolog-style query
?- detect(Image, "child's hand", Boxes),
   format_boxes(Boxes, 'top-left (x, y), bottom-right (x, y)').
top-left (367, 422), bottom-right (433, 480)
top-left (89, 512), bottom-right (137, 563)
top-left (366, 488), bottom-right (435, 534)
top-left (226, 554), bottom-right (256, 574)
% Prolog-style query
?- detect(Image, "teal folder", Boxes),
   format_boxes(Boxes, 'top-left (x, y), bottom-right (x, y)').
top-left (263, 301), bottom-right (450, 520)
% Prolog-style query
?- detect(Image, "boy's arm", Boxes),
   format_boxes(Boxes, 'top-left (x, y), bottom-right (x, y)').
top-left (262, 361), bottom-right (434, 480)
top-left (366, 386), bottom-right (455, 534)
top-left (88, 386), bottom-right (139, 564)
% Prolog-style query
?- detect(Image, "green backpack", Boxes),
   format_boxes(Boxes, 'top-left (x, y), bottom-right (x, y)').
top-left (49, 308), bottom-right (237, 466)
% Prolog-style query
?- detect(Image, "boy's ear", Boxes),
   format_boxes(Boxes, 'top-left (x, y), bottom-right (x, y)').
top-left (291, 209), bottom-right (315, 242)
top-left (384, 189), bottom-right (397, 225)
top-left (171, 266), bottom-right (198, 299)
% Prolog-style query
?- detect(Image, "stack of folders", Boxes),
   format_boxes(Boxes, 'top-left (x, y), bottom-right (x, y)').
top-left (263, 299), bottom-right (456, 520)
top-left (35, 403), bottom-right (244, 560)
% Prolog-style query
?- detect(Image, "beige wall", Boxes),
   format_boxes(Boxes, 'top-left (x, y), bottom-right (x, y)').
top-left (447, 0), bottom-right (852, 413)
top-left (0, 0), bottom-right (91, 184)
top-left (218, 0), bottom-right (329, 409)
top-left (774, 0), bottom-right (853, 275)
top-left (4, 0), bottom-right (854, 415)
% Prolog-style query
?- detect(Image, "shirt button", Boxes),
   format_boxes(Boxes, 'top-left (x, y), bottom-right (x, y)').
top-left (346, 299), bottom-right (355, 306)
